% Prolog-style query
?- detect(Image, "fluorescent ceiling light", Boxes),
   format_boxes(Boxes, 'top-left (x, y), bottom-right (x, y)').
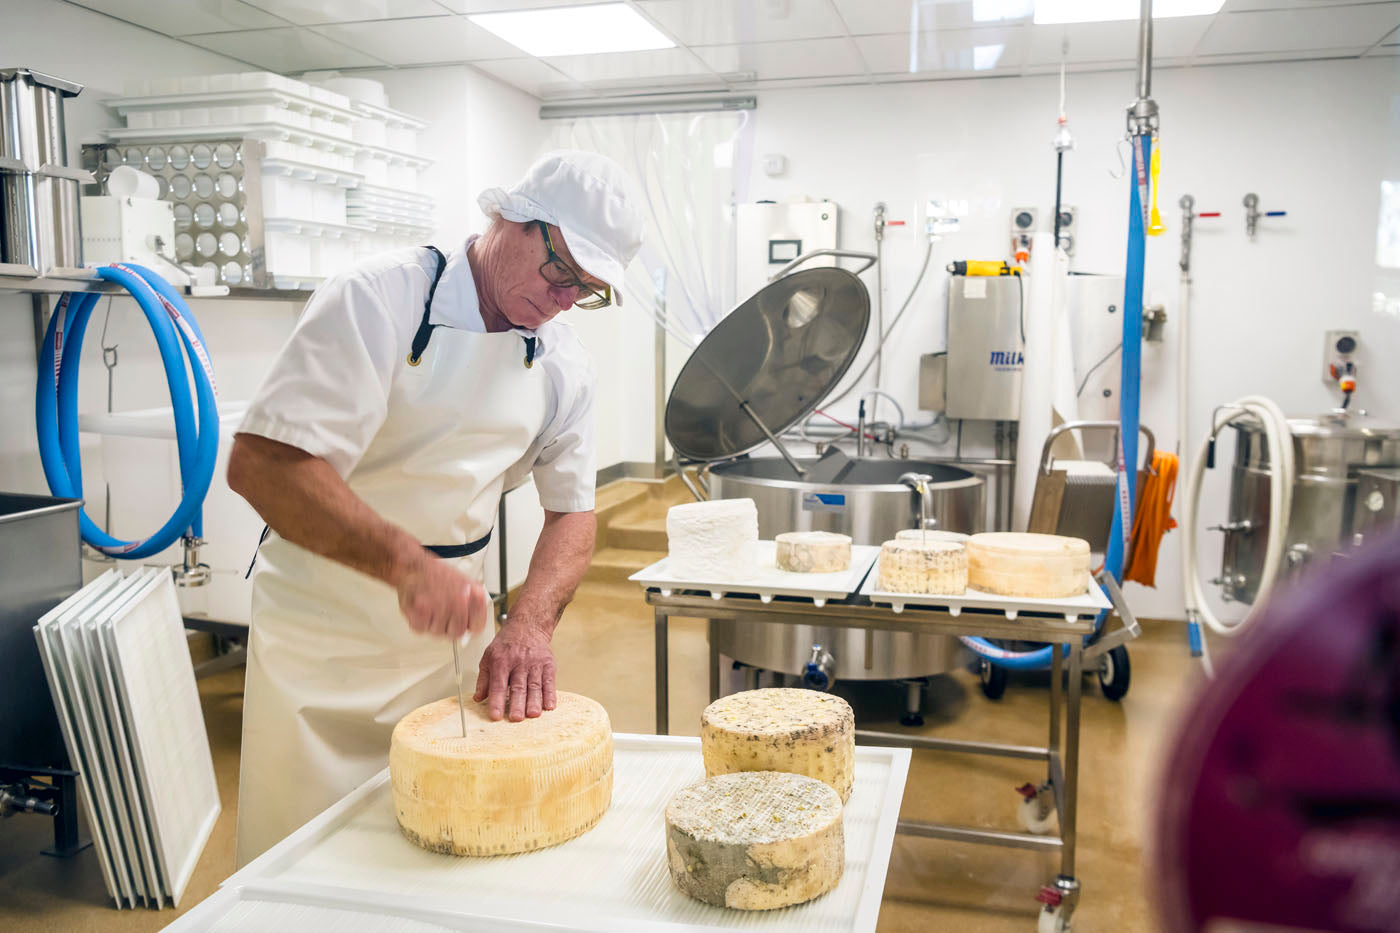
top-left (974, 0), bottom-right (1034, 22)
top-left (973, 43), bottom-right (1006, 70)
top-left (1034, 0), bottom-right (1223, 24)
top-left (468, 3), bottom-right (675, 58)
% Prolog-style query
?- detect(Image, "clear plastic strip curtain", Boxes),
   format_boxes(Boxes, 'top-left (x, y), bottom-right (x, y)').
top-left (548, 111), bottom-right (754, 348)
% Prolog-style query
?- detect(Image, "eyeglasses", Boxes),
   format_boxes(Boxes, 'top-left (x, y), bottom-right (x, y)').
top-left (534, 221), bottom-right (612, 310)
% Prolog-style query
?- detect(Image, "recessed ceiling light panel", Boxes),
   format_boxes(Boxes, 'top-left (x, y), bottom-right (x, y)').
top-left (1034, 0), bottom-right (1223, 25)
top-left (468, 3), bottom-right (676, 58)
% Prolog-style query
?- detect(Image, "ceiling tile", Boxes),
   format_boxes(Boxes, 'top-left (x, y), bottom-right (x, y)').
top-left (1221, 0), bottom-right (1374, 10)
top-left (69, 0), bottom-right (288, 36)
top-left (1199, 4), bottom-right (1400, 54)
top-left (184, 26), bottom-right (386, 71)
top-left (240, 0), bottom-right (447, 26)
top-left (1193, 47), bottom-right (1369, 64)
top-left (692, 36), bottom-right (867, 79)
top-left (857, 25), bottom-right (1028, 73)
top-left (311, 15), bottom-right (525, 63)
top-left (472, 57), bottom-right (588, 96)
top-left (542, 47), bottom-right (717, 83)
top-left (635, 0), bottom-right (848, 45)
top-left (1027, 16), bottom-right (1212, 64)
top-left (833, 0), bottom-right (996, 35)
top-left (437, 0), bottom-right (610, 10)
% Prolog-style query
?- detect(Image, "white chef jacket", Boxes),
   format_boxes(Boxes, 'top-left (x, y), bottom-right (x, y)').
top-left (237, 241), bottom-right (598, 513)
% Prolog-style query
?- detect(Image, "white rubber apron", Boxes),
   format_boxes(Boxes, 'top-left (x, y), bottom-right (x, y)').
top-left (235, 286), bottom-right (548, 867)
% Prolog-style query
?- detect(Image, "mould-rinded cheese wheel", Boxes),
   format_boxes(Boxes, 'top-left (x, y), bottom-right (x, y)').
top-left (665, 771), bottom-right (844, 910)
top-left (389, 692), bottom-right (612, 856)
top-left (701, 688), bottom-right (854, 803)
top-left (966, 532), bottom-right (1091, 598)
top-left (895, 528), bottom-right (970, 545)
top-left (878, 539), bottom-right (968, 595)
top-left (666, 498), bottom-right (759, 581)
top-left (775, 531), bottom-right (852, 573)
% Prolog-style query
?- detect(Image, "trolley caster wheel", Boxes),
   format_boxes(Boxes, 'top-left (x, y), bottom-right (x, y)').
top-left (1037, 905), bottom-right (1071, 933)
top-left (979, 659), bottom-right (1008, 700)
top-left (899, 712), bottom-right (925, 727)
top-left (1016, 783), bottom-right (1057, 835)
top-left (1097, 646), bottom-right (1131, 701)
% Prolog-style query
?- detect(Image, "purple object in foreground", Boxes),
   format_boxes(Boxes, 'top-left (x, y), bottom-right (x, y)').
top-left (1152, 532), bottom-right (1400, 932)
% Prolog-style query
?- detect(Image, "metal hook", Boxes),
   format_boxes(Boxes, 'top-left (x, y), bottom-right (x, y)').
top-left (1109, 136), bottom-right (1130, 179)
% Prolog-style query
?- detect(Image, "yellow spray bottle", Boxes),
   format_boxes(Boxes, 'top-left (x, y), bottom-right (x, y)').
top-left (1148, 139), bottom-right (1166, 236)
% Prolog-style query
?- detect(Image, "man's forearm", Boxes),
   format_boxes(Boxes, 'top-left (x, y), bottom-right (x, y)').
top-left (227, 432), bottom-right (424, 587)
top-left (508, 509), bottom-right (596, 634)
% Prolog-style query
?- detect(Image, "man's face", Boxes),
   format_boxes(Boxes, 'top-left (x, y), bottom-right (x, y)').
top-left (492, 220), bottom-right (609, 330)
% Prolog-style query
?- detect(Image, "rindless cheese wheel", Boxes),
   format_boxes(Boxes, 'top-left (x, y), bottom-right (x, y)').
top-left (666, 771), bottom-right (844, 910)
top-left (775, 531), bottom-right (852, 573)
top-left (966, 532), bottom-right (1091, 598)
top-left (390, 692), bottom-right (612, 856)
top-left (701, 688), bottom-right (854, 803)
top-left (878, 539), bottom-right (968, 595)
top-left (666, 498), bottom-right (759, 581)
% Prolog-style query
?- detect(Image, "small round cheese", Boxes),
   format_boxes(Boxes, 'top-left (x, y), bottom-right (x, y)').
top-left (966, 532), bottom-right (1090, 598)
top-left (390, 692), bottom-right (612, 856)
top-left (666, 498), bottom-right (759, 581)
top-left (775, 531), bottom-right (852, 573)
top-left (666, 771), bottom-right (844, 910)
top-left (701, 688), bottom-right (854, 803)
top-left (878, 539), bottom-right (968, 595)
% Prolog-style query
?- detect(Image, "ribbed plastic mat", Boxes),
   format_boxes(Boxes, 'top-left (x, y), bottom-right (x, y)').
top-left (222, 736), bottom-right (909, 932)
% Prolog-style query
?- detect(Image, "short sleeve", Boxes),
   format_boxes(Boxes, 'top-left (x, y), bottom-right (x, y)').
top-left (529, 359), bottom-right (597, 513)
top-left (236, 270), bottom-right (411, 477)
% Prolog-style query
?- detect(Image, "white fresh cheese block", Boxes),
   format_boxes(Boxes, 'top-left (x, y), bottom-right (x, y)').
top-left (895, 528), bottom-right (970, 545)
top-left (665, 771), bottom-right (844, 910)
top-left (701, 688), bottom-right (855, 803)
top-left (774, 531), bottom-right (852, 573)
top-left (389, 692), bottom-right (612, 856)
top-left (878, 539), bottom-right (968, 595)
top-left (966, 532), bottom-right (1091, 598)
top-left (665, 498), bottom-right (759, 581)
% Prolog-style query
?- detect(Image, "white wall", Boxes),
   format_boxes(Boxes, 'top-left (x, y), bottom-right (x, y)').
top-left (727, 57), bottom-right (1400, 620)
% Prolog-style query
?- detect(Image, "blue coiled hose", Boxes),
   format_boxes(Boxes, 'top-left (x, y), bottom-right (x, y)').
top-left (36, 263), bottom-right (218, 559)
top-left (964, 135), bottom-right (1150, 671)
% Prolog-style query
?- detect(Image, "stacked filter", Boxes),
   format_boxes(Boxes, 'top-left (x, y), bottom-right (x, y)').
top-left (0, 68), bottom-right (91, 276)
top-left (34, 568), bottom-right (220, 909)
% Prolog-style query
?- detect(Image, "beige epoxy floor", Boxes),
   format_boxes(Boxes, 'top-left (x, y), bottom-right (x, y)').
top-left (0, 579), bottom-right (1202, 931)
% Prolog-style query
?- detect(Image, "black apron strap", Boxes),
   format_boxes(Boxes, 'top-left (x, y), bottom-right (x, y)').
top-left (408, 245), bottom-right (448, 366)
top-left (424, 529), bottom-right (493, 559)
top-left (245, 524), bottom-right (271, 580)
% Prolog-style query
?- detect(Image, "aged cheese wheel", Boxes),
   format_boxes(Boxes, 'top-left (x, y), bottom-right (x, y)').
top-left (666, 498), bottom-right (759, 581)
top-left (390, 692), bottom-right (612, 856)
top-left (895, 528), bottom-right (970, 545)
top-left (878, 539), bottom-right (968, 595)
top-left (775, 531), bottom-right (852, 573)
top-left (666, 771), bottom-right (844, 910)
top-left (966, 532), bottom-right (1090, 598)
top-left (701, 688), bottom-right (854, 803)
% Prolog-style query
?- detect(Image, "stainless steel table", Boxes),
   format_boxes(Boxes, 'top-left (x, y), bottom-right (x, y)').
top-left (645, 572), bottom-right (1141, 928)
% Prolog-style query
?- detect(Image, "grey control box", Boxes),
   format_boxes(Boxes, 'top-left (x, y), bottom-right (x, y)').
top-left (945, 274), bottom-right (1024, 421)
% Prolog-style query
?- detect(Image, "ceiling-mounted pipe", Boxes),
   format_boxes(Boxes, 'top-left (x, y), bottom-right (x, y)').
top-left (1136, 0), bottom-right (1154, 103)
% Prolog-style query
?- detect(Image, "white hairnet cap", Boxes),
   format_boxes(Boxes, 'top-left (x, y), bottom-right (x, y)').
top-left (478, 150), bottom-right (644, 305)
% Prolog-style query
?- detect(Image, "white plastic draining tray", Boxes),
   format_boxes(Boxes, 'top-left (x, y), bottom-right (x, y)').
top-left (186, 734), bottom-right (910, 933)
top-left (859, 555), bottom-right (1111, 620)
top-left (629, 541), bottom-right (881, 608)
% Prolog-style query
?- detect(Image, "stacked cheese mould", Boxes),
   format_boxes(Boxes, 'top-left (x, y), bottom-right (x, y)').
top-left (33, 568), bottom-right (221, 910)
top-left (388, 686), bottom-right (855, 912)
top-left (0, 68), bottom-right (91, 276)
top-left (877, 530), bottom-right (1091, 598)
top-left (90, 72), bottom-right (433, 289)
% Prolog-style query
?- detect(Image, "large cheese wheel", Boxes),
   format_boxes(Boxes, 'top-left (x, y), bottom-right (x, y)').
top-left (878, 539), bottom-right (968, 595)
top-left (666, 771), bottom-right (844, 910)
top-left (666, 498), bottom-right (759, 581)
top-left (966, 532), bottom-right (1091, 598)
top-left (775, 531), bottom-right (851, 573)
top-left (701, 688), bottom-right (854, 803)
top-left (390, 693), bottom-right (612, 856)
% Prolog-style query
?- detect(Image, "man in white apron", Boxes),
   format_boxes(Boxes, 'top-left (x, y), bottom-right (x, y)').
top-left (226, 151), bottom-right (644, 866)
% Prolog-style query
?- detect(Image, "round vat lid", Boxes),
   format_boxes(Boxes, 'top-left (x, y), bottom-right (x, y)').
top-left (664, 266), bottom-right (870, 462)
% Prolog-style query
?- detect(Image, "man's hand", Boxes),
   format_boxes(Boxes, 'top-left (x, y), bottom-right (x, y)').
top-left (473, 617), bottom-right (556, 722)
top-left (395, 555), bottom-right (491, 640)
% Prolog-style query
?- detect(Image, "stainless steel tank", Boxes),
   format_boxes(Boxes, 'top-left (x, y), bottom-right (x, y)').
top-left (1221, 412), bottom-right (1400, 603)
top-left (706, 457), bottom-right (984, 681)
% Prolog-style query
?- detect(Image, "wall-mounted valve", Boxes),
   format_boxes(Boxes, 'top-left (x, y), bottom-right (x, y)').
top-left (803, 644), bottom-right (836, 691)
